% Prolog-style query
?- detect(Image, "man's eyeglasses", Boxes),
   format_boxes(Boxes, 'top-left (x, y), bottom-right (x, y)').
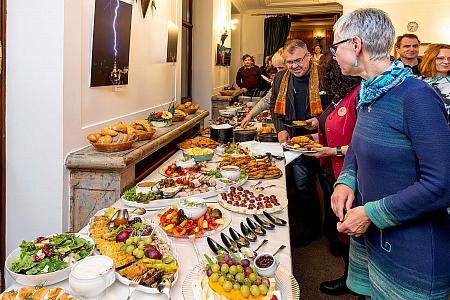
top-left (436, 56), bottom-right (450, 63)
top-left (285, 52), bottom-right (309, 66)
top-left (329, 38), bottom-right (351, 56)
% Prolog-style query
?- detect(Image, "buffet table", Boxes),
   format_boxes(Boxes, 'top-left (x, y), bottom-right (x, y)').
top-left (9, 143), bottom-right (296, 299)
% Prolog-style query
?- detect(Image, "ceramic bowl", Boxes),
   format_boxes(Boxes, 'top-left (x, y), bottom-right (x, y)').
top-left (254, 252), bottom-right (279, 277)
top-left (135, 180), bottom-right (158, 194)
top-left (178, 197), bottom-right (208, 220)
top-left (69, 255), bottom-right (115, 300)
top-left (183, 148), bottom-right (214, 162)
top-left (5, 234), bottom-right (94, 286)
top-left (175, 157), bottom-right (196, 168)
top-left (220, 165), bottom-right (241, 181)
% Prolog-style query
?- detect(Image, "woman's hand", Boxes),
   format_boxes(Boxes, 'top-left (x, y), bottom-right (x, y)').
top-left (303, 146), bottom-right (336, 158)
top-left (331, 184), bottom-right (355, 221)
top-left (278, 130), bottom-right (289, 144)
top-left (240, 114), bottom-right (252, 128)
top-left (337, 206), bottom-right (371, 237)
top-left (304, 117), bottom-right (319, 130)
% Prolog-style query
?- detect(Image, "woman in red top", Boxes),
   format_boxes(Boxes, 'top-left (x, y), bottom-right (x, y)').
top-left (304, 53), bottom-right (361, 296)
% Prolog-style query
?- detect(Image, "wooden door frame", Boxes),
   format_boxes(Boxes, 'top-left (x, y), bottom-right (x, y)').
top-left (1, 0), bottom-right (6, 291)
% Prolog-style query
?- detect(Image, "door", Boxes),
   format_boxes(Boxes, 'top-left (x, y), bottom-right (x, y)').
top-left (0, 0), bottom-right (6, 292)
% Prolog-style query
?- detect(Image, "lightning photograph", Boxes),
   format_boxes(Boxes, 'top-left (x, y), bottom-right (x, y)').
top-left (90, 0), bottom-right (132, 87)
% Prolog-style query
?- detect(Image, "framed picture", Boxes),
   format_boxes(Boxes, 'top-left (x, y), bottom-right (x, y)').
top-left (90, 0), bottom-right (133, 87)
top-left (216, 44), bottom-right (231, 66)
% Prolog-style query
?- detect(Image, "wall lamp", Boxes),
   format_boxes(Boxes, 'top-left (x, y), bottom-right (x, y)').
top-left (314, 35), bottom-right (324, 41)
top-left (220, 19), bottom-right (238, 46)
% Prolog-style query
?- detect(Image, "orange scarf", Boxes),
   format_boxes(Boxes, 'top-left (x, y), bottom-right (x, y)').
top-left (274, 65), bottom-right (323, 117)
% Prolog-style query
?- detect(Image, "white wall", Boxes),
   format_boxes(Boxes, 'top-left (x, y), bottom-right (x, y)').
top-left (340, 0), bottom-right (450, 45)
top-left (6, 0), bottom-right (182, 284)
top-left (6, 0), bottom-right (65, 285)
top-left (192, 0), bottom-right (232, 121)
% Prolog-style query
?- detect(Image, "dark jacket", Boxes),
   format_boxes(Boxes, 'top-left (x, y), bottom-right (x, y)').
top-left (269, 70), bottom-right (328, 136)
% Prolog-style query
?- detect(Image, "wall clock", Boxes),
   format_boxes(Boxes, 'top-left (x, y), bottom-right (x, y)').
top-left (407, 21), bottom-right (418, 32)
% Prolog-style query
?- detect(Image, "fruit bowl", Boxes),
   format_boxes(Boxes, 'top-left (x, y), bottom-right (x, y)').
top-left (178, 198), bottom-right (208, 220)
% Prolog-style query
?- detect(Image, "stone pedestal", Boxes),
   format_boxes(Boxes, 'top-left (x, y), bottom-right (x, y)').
top-left (65, 110), bottom-right (208, 231)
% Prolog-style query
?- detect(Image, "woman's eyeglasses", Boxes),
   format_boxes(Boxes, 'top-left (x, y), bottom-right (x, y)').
top-left (329, 38), bottom-right (351, 56)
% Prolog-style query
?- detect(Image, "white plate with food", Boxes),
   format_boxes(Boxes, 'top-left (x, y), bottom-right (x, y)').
top-left (5, 233), bottom-right (94, 286)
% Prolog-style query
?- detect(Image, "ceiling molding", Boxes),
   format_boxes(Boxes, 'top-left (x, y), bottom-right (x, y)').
top-left (231, 0), bottom-right (248, 13)
top-left (246, 3), bottom-right (343, 15)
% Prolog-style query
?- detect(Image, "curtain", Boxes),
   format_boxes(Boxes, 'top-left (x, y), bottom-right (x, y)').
top-left (264, 16), bottom-right (291, 60)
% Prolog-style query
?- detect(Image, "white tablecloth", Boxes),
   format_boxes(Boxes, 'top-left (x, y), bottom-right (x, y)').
top-left (9, 143), bottom-right (293, 299)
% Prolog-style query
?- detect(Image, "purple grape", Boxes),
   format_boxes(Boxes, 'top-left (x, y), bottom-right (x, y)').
top-left (206, 268), bottom-right (213, 276)
top-left (240, 259), bottom-right (250, 268)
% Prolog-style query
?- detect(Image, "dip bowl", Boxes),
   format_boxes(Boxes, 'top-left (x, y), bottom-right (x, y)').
top-left (254, 252), bottom-right (279, 277)
top-left (178, 197), bottom-right (208, 220)
top-left (69, 255), bottom-right (115, 300)
top-left (220, 165), bottom-right (241, 181)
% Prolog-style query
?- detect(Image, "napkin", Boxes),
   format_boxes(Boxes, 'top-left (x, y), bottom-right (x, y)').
top-left (284, 151), bottom-right (302, 165)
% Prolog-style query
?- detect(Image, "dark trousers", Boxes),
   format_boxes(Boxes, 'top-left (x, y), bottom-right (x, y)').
top-left (317, 165), bottom-right (340, 241)
top-left (290, 155), bottom-right (321, 234)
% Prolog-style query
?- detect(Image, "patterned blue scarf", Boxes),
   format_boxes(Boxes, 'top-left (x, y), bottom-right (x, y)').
top-left (358, 60), bottom-right (413, 108)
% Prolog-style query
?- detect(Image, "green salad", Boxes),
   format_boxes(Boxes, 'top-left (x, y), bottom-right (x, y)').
top-left (12, 233), bottom-right (93, 275)
top-left (122, 186), bottom-right (163, 203)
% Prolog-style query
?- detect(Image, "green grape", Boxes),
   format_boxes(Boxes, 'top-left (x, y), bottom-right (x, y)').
top-left (133, 236), bottom-right (140, 243)
top-left (138, 241), bottom-right (145, 247)
top-left (221, 263), bottom-right (229, 274)
top-left (132, 248), bottom-right (140, 257)
top-left (240, 285), bottom-right (250, 298)
top-left (236, 265), bottom-right (244, 273)
top-left (125, 245), bottom-right (135, 254)
top-left (210, 273), bottom-right (220, 282)
top-left (223, 281), bottom-right (233, 292)
top-left (226, 274), bottom-right (234, 281)
top-left (228, 265), bottom-right (238, 276)
top-left (218, 276), bottom-right (226, 286)
top-left (243, 278), bottom-right (252, 286)
top-left (144, 237), bottom-right (152, 244)
top-left (211, 263), bottom-right (220, 273)
top-left (233, 283), bottom-right (241, 290)
top-left (248, 273), bottom-right (257, 283)
top-left (125, 238), bottom-right (133, 245)
top-left (250, 285), bottom-right (261, 297)
top-left (235, 272), bottom-right (245, 283)
top-left (137, 244), bottom-right (144, 250)
top-left (259, 284), bottom-right (268, 296)
top-left (135, 249), bottom-right (145, 259)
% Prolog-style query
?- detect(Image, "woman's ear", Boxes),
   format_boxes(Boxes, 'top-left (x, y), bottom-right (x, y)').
top-left (351, 36), bottom-right (362, 56)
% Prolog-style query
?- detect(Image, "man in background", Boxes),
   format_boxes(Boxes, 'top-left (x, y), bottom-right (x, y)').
top-left (396, 34), bottom-right (421, 75)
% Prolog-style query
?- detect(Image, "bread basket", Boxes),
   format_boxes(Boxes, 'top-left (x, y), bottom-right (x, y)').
top-left (133, 129), bottom-right (156, 141)
top-left (91, 140), bottom-right (134, 152)
top-left (187, 106), bottom-right (199, 114)
top-left (219, 90), bottom-right (236, 96)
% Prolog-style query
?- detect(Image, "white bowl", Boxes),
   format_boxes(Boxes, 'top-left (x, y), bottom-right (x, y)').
top-left (69, 255), bottom-right (115, 300)
top-left (5, 234), bottom-right (94, 286)
top-left (220, 165), bottom-right (241, 181)
top-left (219, 109), bottom-right (236, 117)
top-left (254, 252), bottom-right (279, 277)
top-left (151, 120), bottom-right (172, 128)
top-left (215, 145), bottom-right (226, 154)
top-left (178, 197), bottom-right (208, 220)
top-left (136, 181), bottom-right (158, 194)
top-left (175, 157), bottom-right (196, 168)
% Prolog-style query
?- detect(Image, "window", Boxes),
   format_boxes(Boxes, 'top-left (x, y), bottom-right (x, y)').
top-left (181, 0), bottom-right (192, 100)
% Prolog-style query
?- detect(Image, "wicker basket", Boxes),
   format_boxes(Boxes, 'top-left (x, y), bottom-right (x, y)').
top-left (172, 115), bottom-right (187, 122)
top-left (133, 129), bottom-right (155, 141)
top-left (91, 140), bottom-right (134, 152)
top-left (219, 90), bottom-right (236, 96)
top-left (187, 106), bottom-right (199, 114)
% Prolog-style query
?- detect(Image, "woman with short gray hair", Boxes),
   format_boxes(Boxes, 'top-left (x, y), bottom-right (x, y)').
top-left (330, 8), bottom-right (450, 300)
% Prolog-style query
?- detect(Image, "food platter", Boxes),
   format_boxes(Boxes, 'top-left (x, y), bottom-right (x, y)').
top-left (177, 137), bottom-right (219, 150)
top-left (159, 162), bottom-right (209, 178)
top-left (1, 287), bottom-right (78, 300)
top-left (281, 142), bottom-right (317, 153)
top-left (114, 225), bottom-right (180, 293)
top-left (154, 204), bottom-right (231, 238)
top-left (282, 120), bottom-right (311, 128)
top-left (89, 215), bottom-right (179, 294)
top-left (182, 265), bottom-right (300, 300)
top-left (217, 186), bottom-right (288, 215)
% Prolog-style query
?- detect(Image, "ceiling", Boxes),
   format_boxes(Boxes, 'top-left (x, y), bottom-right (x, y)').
top-left (232, 0), bottom-right (343, 14)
